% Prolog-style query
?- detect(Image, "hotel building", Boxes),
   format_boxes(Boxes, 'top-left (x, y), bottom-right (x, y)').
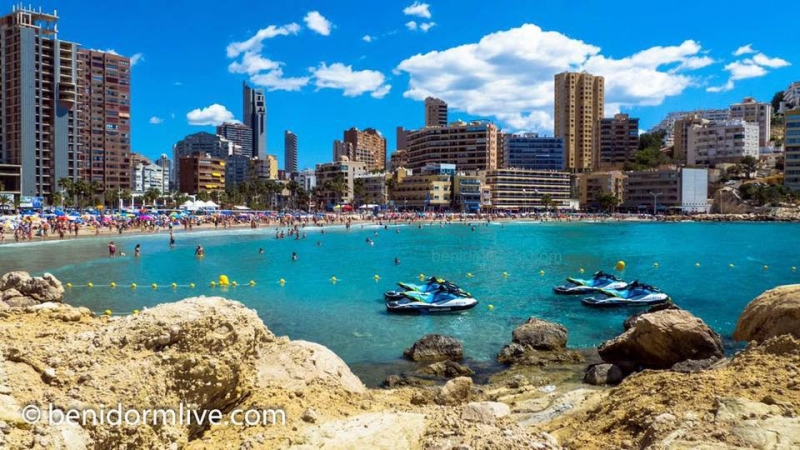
top-left (554, 71), bottom-right (604, 172)
top-left (406, 120), bottom-right (499, 172)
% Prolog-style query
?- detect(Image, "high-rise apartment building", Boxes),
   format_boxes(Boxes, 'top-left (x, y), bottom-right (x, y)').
top-left (597, 113), bottom-right (639, 169)
top-left (172, 132), bottom-right (235, 183)
top-left (243, 81), bottom-right (266, 159)
top-left (178, 153), bottom-right (225, 194)
top-left (343, 127), bottom-right (387, 171)
top-left (672, 115), bottom-right (710, 164)
top-left (216, 122), bottom-right (251, 157)
top-left (155, 154), bottom-right (173, 192)
top-left (554, 71), bottom-right (604, 172)
top-left (424, 97), bottom-right (448, 127)
top-left (406, 120), bottom-right (499, 172)
top-left (0, 7), bottom-right (81, 199)
top-left (78, 49), bottom-right (131, 193)
top-left (784, 109), bottom-right (800, 191)
top-left (687, 120), bottom-right (759, 166)
top-left (729, 97), bottom-right (772, 151)
top-left (333, 140), bottom-right (353, 161)
top-left (284, 130), bottom-right (298, 173)
top-left (503, 133), bottom-right (565, 171)
top-left (396, 126), bottom-right (410, 151)
top-left (784, 82), bottom-right (800, 109)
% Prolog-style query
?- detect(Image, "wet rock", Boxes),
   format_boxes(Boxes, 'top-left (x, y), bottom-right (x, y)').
top-left (583, 364), bottom-right (624, 385)
top-left (497, 317), bottom-right (582, 366)
top-left (403, 334), bottom-right (464, 361)
top-left (417, 360), bottom-right (474, 378)
top-left (436, 377), bottom-right (473, 405)
top-left (598, 309), bottom-right (723, 370)
top-left (734, 284), bottom-right (800, 343)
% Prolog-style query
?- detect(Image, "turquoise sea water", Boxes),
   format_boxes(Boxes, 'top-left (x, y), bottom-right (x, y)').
top-left (2, 222), bottom-right (799, 380)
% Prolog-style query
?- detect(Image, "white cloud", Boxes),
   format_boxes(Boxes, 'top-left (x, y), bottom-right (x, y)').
top-left (310, 62), bottom-right (391, 98)
top-left (130, 53), bottom-right (144, 66)
top-left (186, 104), bottom-right (235, 126)
top-left (90, 48), bottom-right (120, 55)
top-left (752, 53), bottom-right (790, 68)
top-left (396, 24), bottom-right (711, 132)
top-left (250, 68), bottom-right (311, 92)
top-left (304, 11), bottom-right (332, 36)
top-left (733, 44), bottom-right (755, 56)
top-left (228, 52), bottom-right (281, 75)
top-left (173, 81), bottom-right (183, 86)
top-left (706, 80), bottom-right (735, 93)
top-left (725, 60), bottom-right (767, 80)
top-left (403, 2), bottom-right (432, 19)
top-left (419, 22), bottom-right (436, 32)
top-left (148, 116), bottom-right (163, 125)
top-left (226, 23), bottom-right (301, 57)
top-left (363, 35), bottom-right (373, 43)
top-left (405, 21), bottom-right (417, 31)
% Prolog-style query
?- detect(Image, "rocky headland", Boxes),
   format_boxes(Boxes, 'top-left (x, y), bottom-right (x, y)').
top-left (0, 271), bottom-right (798, 449)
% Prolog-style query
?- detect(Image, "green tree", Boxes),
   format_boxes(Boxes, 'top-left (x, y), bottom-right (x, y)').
top-left (771, 90), bottom-right (785, 112)
top-left (353, 178), bottom-right (366, 207)
top-left (596, 190), bottom-right (619, 212)
top-left (0, 193), bottom-right (11, 211)
top-left (540, 193), bottom-right (554, 212)
top-left (638, 130), bottom-right (667, 151)
top-left (144, 187), bottom-right (161, 206)
top-left (740, 155), bottom-right (759, 178)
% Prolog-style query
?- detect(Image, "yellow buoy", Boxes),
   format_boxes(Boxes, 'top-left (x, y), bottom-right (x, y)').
top-left (418, 273), bottom-right (425, 280)
top-left (374, 274), bottom-right (380, 280)
top-left (466, 272), bottom-right (473, 277)
top-left (279, 278), bottom-right (286, 285)
top-left (579, 268), bottom-right (585, 274)
top-left (171, 282), bottom-right (177, 288)
top-left (110, 282), bottom-right (117, 288)
top-left (539, 270), bottom-right (545, 276)
top-left (87, 282), bottom-right (94, 288)
top-left (104, 310), bottom-right (111, 316)
top-left (231, 281), bottom-right (238, 287)
top-left (792, 267), bottom-right (797, 272)
top-left (133, 309), bottom-right (139, 315)
top-left (330, 276), bottom-right (338, 283)
top-left (130, 283), bottom-right (137, 289)
top-left (249, 280), bottom-right (256, 286)
top-left (488, 304), bottom-right (494, 310)
top-left (151, 283), bottom-right (158, 289)
top-left (729, 263), bottom-right (735, 268)
top-left (502, 272), bottom-right (509, 278)
top-left (189, 283), bottom-right (196, 288)
top-left (695, 263), bottom-right (701, 267)
top-left (615, 261), bottom-right (626, 271)
top-left (763, 265), bottom-right (769, 270)
top-left (653, 263), bottom-right (659, 268)
top-left (218, 275), bottom-right (230, 286)
top-left (66, 282), bottom-right (72, 288)
top-left (210, 281), bottom-right (217, 287)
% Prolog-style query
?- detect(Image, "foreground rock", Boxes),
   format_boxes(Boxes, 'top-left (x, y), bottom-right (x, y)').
top-left (584, 363), bottom-right (624, 386)
top-left (403, 334), bottom-right (463, 361)
top-left (734, 284), bottom-right (800, 343)
top-left (0, 271), bottom-right (64, 307)
top-left (416, 360), bottom-right (474, 378)
top-left (598, 309), bottom-right (723, 370)
top-left (497, 317), bottom-right (583, 366)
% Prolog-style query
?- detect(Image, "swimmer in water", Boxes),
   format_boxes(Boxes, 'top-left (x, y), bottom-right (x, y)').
top-left (258, 248), bottom-right (264, 254)
top-left (195, 245), bottom-right (204, 257)
top-left (292, 252), bottom-right (298, 261)
top-left (394, 257), bottom-right (400, 265)
top-left (134, 244), bottom-right (141, 257)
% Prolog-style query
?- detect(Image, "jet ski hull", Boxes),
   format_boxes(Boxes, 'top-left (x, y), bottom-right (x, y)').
top-left (385, 298), bottom-right (478, 314)
top-left (553, 282), bottom-right (627, 295)
top-left (581, 295), bottom-right (671, 307)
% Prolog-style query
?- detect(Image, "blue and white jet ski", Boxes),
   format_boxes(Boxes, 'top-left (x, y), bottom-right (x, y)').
top-left (553, 271), bottom-right (628, 295)
top-left (386, 289), bottom-right (478, 314)
top-left (385, 276), bottom-right (470, 301)
top-left (581, 281), bottom-right (670, 307)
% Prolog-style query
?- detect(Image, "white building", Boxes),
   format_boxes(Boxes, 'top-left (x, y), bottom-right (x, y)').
top-left (133, 162), bottom-right (169, 194)
top-left (784, 82), bottom-right (800, 109)
top-left (729, 97), bottom-right (772, 151)
top-left (650, 109), bottom-right (730, 146)
top-left (622, 167), bottom-right (708, 213)
top-left (687, 120), bottom-right (759, 166)
top-left (295, 169), bottom-right (317, 192)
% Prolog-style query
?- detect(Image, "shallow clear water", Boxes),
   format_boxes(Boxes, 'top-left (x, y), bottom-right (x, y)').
top-left (2, 222), bottom-right (799, 373)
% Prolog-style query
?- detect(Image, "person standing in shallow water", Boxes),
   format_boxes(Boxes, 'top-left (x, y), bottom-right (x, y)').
top-left (134, 244), bottom-right (141, 257)
top-left (292, 252), bottom-right (298, 261)
top-left (195, 245), bottom-right (204, 257)
top-left (108, 241), bottom-right (116, 257)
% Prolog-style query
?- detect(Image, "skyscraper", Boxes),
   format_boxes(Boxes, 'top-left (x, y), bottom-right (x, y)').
top-left (284, 130), bottom-right (298, 173)
top-left (554, 72), bottom-right (605, 172)
top-left (343, 127), bottom-right (387, 171)
top-left (217, 122), bottom-right (252, 157)
top-left (78, 49), bottom-right (132, 192)
top-left (0, 6), bottom-right (81, 199)
top-left (243, 81), bottom-right (266, 159)
top-left (597, 113), bottom-right (639, 169)
top-left (424, 97), bottom-right (448, 127)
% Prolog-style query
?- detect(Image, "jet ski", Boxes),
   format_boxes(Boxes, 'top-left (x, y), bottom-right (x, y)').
top-left (581, 281), bottom-right (670, 307)
top-left (386, 289), bottom-right (478, 314)
top-left (385, 276), bottom-right (470, 301)
top-left (553, 271), bottom-right (628, 295)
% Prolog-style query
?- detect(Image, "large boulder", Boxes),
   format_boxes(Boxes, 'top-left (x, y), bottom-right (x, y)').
top-left (598, 309), bottom-right (723, 370)
top-left (733, 284), bottom-right (800, 343)
top-left (497, 317), bottom-right (582, 366)
top-left (435, 376), bottom-right (473, 405)
top-left (403, 334), bottom-right (463, 361)
top-left (0, 271), bottom-right (64, 305)
top-left (623, 303), bottom-right (681, 331)
top-left (583, 363), bottom-right (624, 386)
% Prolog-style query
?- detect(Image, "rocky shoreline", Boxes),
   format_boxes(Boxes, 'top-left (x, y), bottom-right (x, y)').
top-left (0, 271), bottom-right (798, 449)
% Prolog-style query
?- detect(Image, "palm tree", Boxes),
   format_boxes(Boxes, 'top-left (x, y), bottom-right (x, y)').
top-left (353, 178), bottom-right (366, 208)
top-left (540, 194), bottom-right (554, 212)
top-left (51, 191), bottom-right (63, 209)
top-left (0, 194), bottom-right (11, 212)
top-left (58, 177), bottom-right (77, 207)
top-left (144, 187), bottom-right (161, 206)
top-left (286, 180), bottom-right (300, 209)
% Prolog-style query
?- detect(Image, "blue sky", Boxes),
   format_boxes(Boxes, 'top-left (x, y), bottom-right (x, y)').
top-left (37, 0), bottom-right (795, 169)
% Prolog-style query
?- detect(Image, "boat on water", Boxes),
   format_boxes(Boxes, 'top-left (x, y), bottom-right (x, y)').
top-left (581, 281), bottom-right (670, 307)
top-left (385, 290), bottom-right (479, 314)
top-left (553, 271), bottom-right (628, 295)
top-left (384, 276), bottom-right (470, 301)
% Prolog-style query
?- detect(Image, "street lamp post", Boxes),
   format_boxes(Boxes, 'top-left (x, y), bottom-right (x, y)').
top-left (649, 191), bottom-right (662, 216)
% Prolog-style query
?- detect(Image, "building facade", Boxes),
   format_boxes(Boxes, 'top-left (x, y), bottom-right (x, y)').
top-left (0, 7), bottom-right (82, 199)
top-left (178, 154), bottom-right (225, 194)
top-left (355, 172), bottom-right (389, 206)
top-left (243, 81), bottom-right (266, 159)
top-left (729, 97), bottom-right (772, 151)
top-left (784, 82), bottom-right (800, 109)
top-left (687, 120), bottom-right (759, 166)
top-left (343, 127), bottom-right (387, 171)
top-left (315, 156), bottom-right (367, 207)
top-left (503, 133), bottom-right (564, 171)
top-left (390, 149), bottom-right (409, 170)
top-left (132, 159), bottom-right (168, 194)
top-left (224, 154), bottom-right (251, 189)
top-left (396, 126), bottom-right (410, 151)
top-left (651, 109), bottom-right (730, 147)
top-left (597, 113), bottom-right (639, 169)
top-left (483, 169), bottom-right (571, 211)
top-left (554, 72), bottom-right (604, 172)
top-left (78, 49), bottom-right (131, 193)
top-left (577, 171), bottom-right (625, 210)
top-left (424, 97), bottom-right (448, 127)
top-left (621, 167), bottom-right (708, 213)
top-left (284, 130), bottom-right (298, 173)
top-left (295, 168), bottom-right (317, 192)
top-left (406, 120), bottom-right (499, 172)
top-left (173, 132), bottom-right (234, 181)
top-left (453, 174), bottom-right (483, 212)
top-left (391, 164), bottom-right (455, 210)
top-left (785, 109), bottom-right (800, 191)
top-left (216, 122), bottom-right (251, 157)
top-left (672, 115), bottom-right (710, 164)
